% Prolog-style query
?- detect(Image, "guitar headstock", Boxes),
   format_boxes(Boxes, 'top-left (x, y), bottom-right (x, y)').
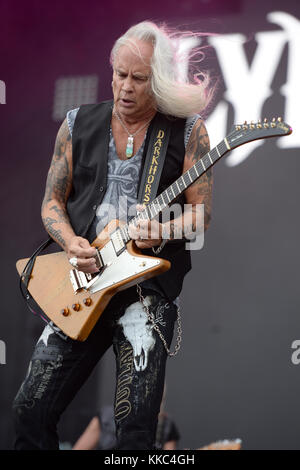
top-left (227, 117), bottom-right (292, 149)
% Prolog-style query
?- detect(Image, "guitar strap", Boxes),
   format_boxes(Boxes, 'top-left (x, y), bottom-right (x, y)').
top-left (137, 113), bottom-right (171, 206)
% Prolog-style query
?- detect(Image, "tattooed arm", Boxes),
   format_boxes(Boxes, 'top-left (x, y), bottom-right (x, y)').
top-left (41, 119), bottom-right (98, 273)
top-left (41, 119), bottom-right (74, 248)
top-left (131, 118), bottom-right (213, 248)
top-left (171, 117), bottom-right (213, 240)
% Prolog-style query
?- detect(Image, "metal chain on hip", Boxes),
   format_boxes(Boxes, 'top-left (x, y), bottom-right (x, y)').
top-left (136, 283), bottom-right (182, 357)
top-left (151, 238), bottom-right (167, 255)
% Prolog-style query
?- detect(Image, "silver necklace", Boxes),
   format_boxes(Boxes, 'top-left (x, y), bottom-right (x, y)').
top-left (113, 109), bottom-right (150, 158)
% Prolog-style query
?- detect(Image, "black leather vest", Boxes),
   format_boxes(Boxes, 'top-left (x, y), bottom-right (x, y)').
top-left (67, 101), bottom-right (192, 300)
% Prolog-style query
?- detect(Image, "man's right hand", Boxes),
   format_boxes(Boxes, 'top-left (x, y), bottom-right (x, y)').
top-left (66, 236), bottom-right (99, 274)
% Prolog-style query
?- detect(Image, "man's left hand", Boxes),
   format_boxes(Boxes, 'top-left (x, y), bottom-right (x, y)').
top-left (128, 204), bottom-right (162, 249)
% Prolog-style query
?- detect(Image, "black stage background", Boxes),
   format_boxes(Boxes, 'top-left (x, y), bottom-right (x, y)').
top-left (0, 0), bottom-right (300, 450)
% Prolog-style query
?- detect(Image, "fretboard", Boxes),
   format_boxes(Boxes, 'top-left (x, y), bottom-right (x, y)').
top-left (119, 137), bottom-right (230, 242)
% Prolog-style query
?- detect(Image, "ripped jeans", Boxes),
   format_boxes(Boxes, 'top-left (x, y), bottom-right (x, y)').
top-left (12, 287), bottom-right (178, 450)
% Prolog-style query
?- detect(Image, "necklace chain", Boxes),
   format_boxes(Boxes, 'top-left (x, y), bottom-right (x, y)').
top-left (113, 109), bottom-right (150, 137)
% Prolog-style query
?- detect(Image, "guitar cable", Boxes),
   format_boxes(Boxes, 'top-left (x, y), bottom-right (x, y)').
top-left (18, 237), bottom-right (69, 341)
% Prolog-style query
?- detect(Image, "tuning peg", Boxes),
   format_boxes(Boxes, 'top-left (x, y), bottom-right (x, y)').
top-left (263, 118), bottom-right (268, 123)
top-left (257, 119), bottom-right (262, 128)
top-left (277, 117), bottom-right (282, 122)
top-left (235, 125), bottom-right (242, 130)
top-left (271, 118), bottom-right (276, 128)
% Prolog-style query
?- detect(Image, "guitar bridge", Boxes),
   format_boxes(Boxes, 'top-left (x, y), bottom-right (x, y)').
top-left (94, 247), bottom-right (104, 270)
top-left (70, 270), bottom-right (95, 293)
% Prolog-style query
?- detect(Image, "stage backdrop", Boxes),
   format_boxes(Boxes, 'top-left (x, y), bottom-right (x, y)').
top-left (0, 0), bottom-right (299, 450)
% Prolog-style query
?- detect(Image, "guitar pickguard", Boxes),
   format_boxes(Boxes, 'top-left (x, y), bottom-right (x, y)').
top-left (88, 240), bottom-right (160, 294)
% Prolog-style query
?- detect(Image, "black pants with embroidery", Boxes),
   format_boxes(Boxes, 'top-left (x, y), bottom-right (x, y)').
top-left (12, 288), bottom-right (177, 450)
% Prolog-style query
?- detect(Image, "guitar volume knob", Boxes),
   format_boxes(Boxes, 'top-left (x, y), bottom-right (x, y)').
top-left (61, 308), bottom-right (69, 317)
top-left (72, 303), bottom-right (81, 311)
top-left (83, 298), bottom-right (92, 306)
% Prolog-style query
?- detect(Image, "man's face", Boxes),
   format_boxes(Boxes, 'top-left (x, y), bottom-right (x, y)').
top-left (112, 39), bottom-right (156, 118)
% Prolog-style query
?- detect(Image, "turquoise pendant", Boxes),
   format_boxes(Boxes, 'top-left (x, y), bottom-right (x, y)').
top-left (126, 136), bottom-right (134, 158)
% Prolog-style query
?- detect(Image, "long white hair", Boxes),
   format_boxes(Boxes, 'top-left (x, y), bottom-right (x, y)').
top-left (110, 21), bottom-right (213, 118)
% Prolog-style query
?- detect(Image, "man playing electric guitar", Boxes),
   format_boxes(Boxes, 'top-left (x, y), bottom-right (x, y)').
top-left (13, 21), bottom-right (213, 450)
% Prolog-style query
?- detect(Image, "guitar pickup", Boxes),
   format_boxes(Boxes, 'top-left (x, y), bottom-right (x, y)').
top-left (69, 249), bottom-right (109, 293)
top-left (70, 269), bottom-right (94, 293)
top-left (110, 229), bottom-right (126, 256)
top-left (70, 269), bottom-right (104, 293)
top-left (94, 248), bottom-right (104, 270)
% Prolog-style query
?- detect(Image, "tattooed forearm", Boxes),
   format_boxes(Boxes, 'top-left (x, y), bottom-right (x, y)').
top-left (162, 205), bottom-right (203, 241)
top-left (184, 222), bottom-right (197, 238)
top-left (49, 204), bottom-right (70, 224)
top-left (197, 170), bottom-right (213, 230)
top-left (42, 217), bottom-right (67, 248)
top-left (42, 206), bottom-right (75, 249)
top-left (41, 119), bottom-right (75, 249)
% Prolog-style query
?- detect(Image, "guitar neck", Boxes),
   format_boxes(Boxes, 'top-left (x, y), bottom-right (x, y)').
top-left (119, 137), bottom-right (231, 243)
top-left (116, 117), bottom-right (292, 243)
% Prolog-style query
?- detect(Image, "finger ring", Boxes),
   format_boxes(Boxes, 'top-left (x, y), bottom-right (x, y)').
top-left (69, 256), bottom-right (78, 269)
